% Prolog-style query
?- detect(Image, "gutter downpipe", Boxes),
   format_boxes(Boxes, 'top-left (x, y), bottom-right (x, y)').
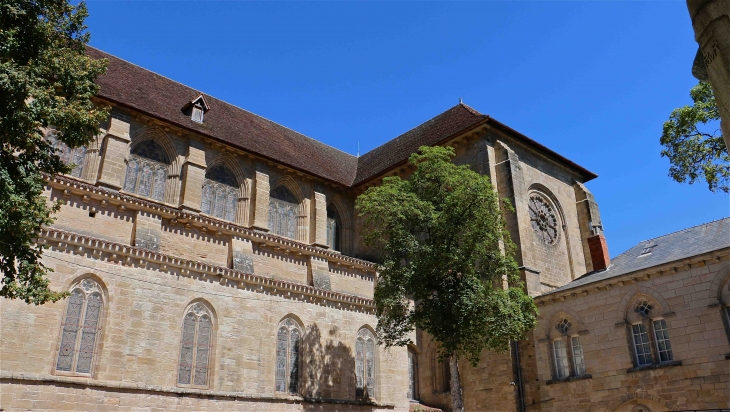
top-left (513, 340), bottom-right (525, 412)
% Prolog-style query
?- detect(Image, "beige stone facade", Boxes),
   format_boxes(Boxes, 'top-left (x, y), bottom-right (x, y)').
top-left (1, 48), bottom-right (729, 412)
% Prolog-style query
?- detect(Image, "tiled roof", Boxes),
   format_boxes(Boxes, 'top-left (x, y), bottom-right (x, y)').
top-left (88, 47), bottom-right (359, 186)
top-left (88, 47), bottom-right (596, 188)
top-left (545, 217), bottom-right (730, 295)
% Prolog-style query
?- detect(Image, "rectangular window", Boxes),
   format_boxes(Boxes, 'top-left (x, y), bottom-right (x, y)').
top-left (631, 323), bottom-right (652, 366)
top-left (570, 336), bottom-right (586, 376)
top-left (552, 339), bottom-right (570, 379)
top-left (652, 319), bottom-right (673, 362)
top-left (192, 106), bottom-right (204, 123)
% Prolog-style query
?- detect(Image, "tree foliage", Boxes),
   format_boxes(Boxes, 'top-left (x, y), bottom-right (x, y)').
top-left (660, 81), bottom-right (728, 193)
top-left (0, 0), bottom-right (108, 304)
top-left (356, 145), bottom-right (538, 362)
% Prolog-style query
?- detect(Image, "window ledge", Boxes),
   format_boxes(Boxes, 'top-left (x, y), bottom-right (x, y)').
top-left (626, 360), bottom-right (682, 373)
top-left (546, 374), bottom-right (592, 385)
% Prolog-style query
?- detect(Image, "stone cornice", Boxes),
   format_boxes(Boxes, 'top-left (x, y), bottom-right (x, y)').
top-left (45, 173), bottom-right (377, 272)
top-left (0, 371), bottom-right (395, 408)
top-left (534, 249), bottom-right (730, 306)
top-left (39, 227), bottom-right (376, 312)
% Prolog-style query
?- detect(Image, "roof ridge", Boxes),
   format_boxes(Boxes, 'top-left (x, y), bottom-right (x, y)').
top-left (359, 103), bottom-right (484, 157)
top-left (638, 216), bottom-right (730, 244)
top-left (88, 46), bottom-right (358, 160)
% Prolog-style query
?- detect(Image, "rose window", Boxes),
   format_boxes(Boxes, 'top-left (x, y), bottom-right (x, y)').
top-left (528, 194), bottom-right (559, 245)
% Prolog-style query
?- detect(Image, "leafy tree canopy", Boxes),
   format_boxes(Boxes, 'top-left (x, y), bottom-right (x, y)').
top-left (661, 81), bottom-right (728, 193)
top-left (0, 0), bottom-right (108, 304)
top-left (356, 146), bottom-right (538, 365)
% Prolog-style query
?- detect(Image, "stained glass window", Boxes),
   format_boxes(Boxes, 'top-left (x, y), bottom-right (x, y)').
top-left (275, 318), bottom-right (301, 394)
top-left (326, 205), bottom-right (341, 251)
top-left (124, 140), bottom-right (169, 201)
top-left (407, 349), bottom-right (418, 400)
top-left (356, 328), bottom-right (376, 398)
top-left (47, 131), bottom-right (87, 178)
top-left (269, 186), bottom-right (298, 239)
top-left (177, 302), bottom-right (213, 387)
top-left (200, 165), bottom-right (238, 222)
top-left (55, 279), bottom-right (103, 375)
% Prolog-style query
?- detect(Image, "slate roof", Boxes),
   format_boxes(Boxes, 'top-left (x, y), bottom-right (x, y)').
top-left (88, 47), bottom-right (596, 187)
top-left (545, 217), bottom-right (730, 296)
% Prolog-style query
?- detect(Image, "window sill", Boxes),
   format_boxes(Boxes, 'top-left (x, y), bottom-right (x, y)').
top-left (626, 360), bottom-right (682, 373)
top-left (546, 374), bottom-right (592, 385)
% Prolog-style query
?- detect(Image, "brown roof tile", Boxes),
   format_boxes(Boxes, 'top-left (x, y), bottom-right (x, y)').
top-left (88, 47), bottom-right (596, 188)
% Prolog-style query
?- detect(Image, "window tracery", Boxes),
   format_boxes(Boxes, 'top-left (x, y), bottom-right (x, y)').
top-left (355, 328), bottom-right (376, 398)
top-left (528, 193), bottom-right (559, 245)
top-left (201, 165), bottom-right (238, 222)
top-left (47, 130), bottom-right (86, 178)
top-left (269, 186), bottom-right (298, 239)
top-left (124, 140), bottom-right (169, 201)
top-left (55, 278), bottom-right (103, 375)
top-left (556, 319), bottom-right (571, 335)
top-left (628, 297), bottom-right (674, 367)
top-left (177, 302), bottom-right (213, 387)
top-left (275, 318), bottom-right (301, 394)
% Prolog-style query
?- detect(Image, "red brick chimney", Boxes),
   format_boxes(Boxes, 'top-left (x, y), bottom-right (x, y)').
top-left (588, 233), bottom-right (610, 271)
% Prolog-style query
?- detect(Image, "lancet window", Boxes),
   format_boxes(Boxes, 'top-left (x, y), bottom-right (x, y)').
top-left (407, 348), bottom-right (419, 400)
top-left (628, 298), bottom-right (674, 367)
top-left (47, 130), bottom-right (86, 178)
top-left (201, 165), bottom-right (238, 222)
top-left (355, 328), bottom-right (376, 398)
top-left (177, 302), bottom-right (213, 387)
top-left (548, 318), bottom-right (587, 380)
top-left (55, 278), bottom-right (104, 375)
top-left (275, 318), bottom-right (301, 394)
top-left (269, 186), bottom-right (298, 239)
top-left (326, 205), bottom-right (341, 251)
top-left (124, 140), bottom-right (169, 201)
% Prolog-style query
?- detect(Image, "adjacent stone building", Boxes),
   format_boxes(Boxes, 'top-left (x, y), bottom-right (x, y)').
top-left (1, 47), bottom-right (728, 412)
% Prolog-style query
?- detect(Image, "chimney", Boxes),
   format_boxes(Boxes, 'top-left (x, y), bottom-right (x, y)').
top-left (587, 233), bottom-right (610, 271)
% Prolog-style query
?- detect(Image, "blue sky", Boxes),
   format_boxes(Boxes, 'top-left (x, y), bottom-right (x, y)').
top-left (85, 1), bottom-right (728, 257)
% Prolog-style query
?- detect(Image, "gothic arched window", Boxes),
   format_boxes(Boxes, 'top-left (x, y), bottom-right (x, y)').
top-left (407, 348), bottom-right (419, 400)
top-left (55, 278), bottom-right (104, 375)
top-left (201, 165), bottom-right (238, 222)
top-left (47, 130), bottom-right (86, 178)
top-left (431, 350), bottom-right (451, 394)
top-left (326, 205), bottom-right (341, 251)
top-left (269, 186), bottom-right (298, 239)
top-left (177, 302), bottom-right (213, 387)
top-left (355, 328), bottom-right (376, 398)
top-left (124, 140), bottom-right (169, 202)
top-left (275, 318), bottom-right (301, 394)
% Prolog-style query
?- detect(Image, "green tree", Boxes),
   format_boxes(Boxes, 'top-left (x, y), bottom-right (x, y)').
top-left (356, 146), bottom-right (537, 412)
top-left (0, 0), bottom-right (108, 304)
top-left (661, 81), bottom-right (728, 193)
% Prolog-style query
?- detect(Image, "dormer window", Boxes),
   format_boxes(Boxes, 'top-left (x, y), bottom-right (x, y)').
top-left (182, 94), bottom-right (209, 124)
top-left (191, 104), bottom-right (204, 123)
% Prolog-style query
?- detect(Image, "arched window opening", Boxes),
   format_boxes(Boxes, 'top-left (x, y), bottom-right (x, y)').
top-left (356, 328), bottom-right (376, 398)
top-left (407, 348), bottom-right (419, 401)
top-left (124, 140), bottom-right (170, 201)
top-left (47, 131), bottom-right (86, 178)
top-left (547, 317), bottom-right (587, 380)
top-left (275, 318), bottom-right (301, 394)
top-left (326, 205), bottom-right (341, 251)
top-left (177, 302), bottom-right (213, 387)
top-left (627, 298), bottom-right (674, 368)
top-left (201, 165), bottom-right (238, 222)
top-left (269, 186), bottom-right (298, 239)
top-left (55, 278), bottom-right (103, 375)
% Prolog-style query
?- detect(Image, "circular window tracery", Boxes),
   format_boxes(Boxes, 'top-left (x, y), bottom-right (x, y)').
top-left (635, 300), bottom-right (653, 317)
top-left (556, 319), bottom-right (571, 335)
top-left (528, 193), bottom-right (559, 245)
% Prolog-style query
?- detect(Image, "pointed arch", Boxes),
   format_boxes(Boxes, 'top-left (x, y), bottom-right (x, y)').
top-left (536, 307), bottom-right (584, 340)
top-left (177, 299), bottom-right (216, 388)
top-left (355, 326), bottom-right (377, 399)
top-left (125, 127), bottom-right (182, 204)
top-left (275, 315), bottom-right (303, 394)
top-left (528, 183), bottom-right (577, 280)
top-left (205, 152), bottom-right (250, 199)
top-left (327, 194), bottom-right (353, 254)
top-left (201, 154), bottom-right (250, 225)
top-left (709, 263), bottom-right (730, 304)
top-left (129, 126), bottom-right (180, 172)
top-left (269, 176), bottom-right (307, 241)
top-left (616, 285), bottom-right (672, 322)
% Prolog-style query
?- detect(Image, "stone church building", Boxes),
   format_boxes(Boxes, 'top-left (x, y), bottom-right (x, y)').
top-left (1, 48), bottom-right (728, 411)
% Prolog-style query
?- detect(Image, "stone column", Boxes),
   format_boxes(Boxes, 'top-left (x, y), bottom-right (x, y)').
top-left (687, 0), bottom-right (730, 149)
top-left (311, 184), bottom-right (328, 248)
top-left (81, 134), bottom-right (104, 183)
top-left (97, 110), bottom-right (131, 190)
top-left (179, 139), bottom-right (206, 212)
top-left (251, 162), bottom-right (270, 231)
